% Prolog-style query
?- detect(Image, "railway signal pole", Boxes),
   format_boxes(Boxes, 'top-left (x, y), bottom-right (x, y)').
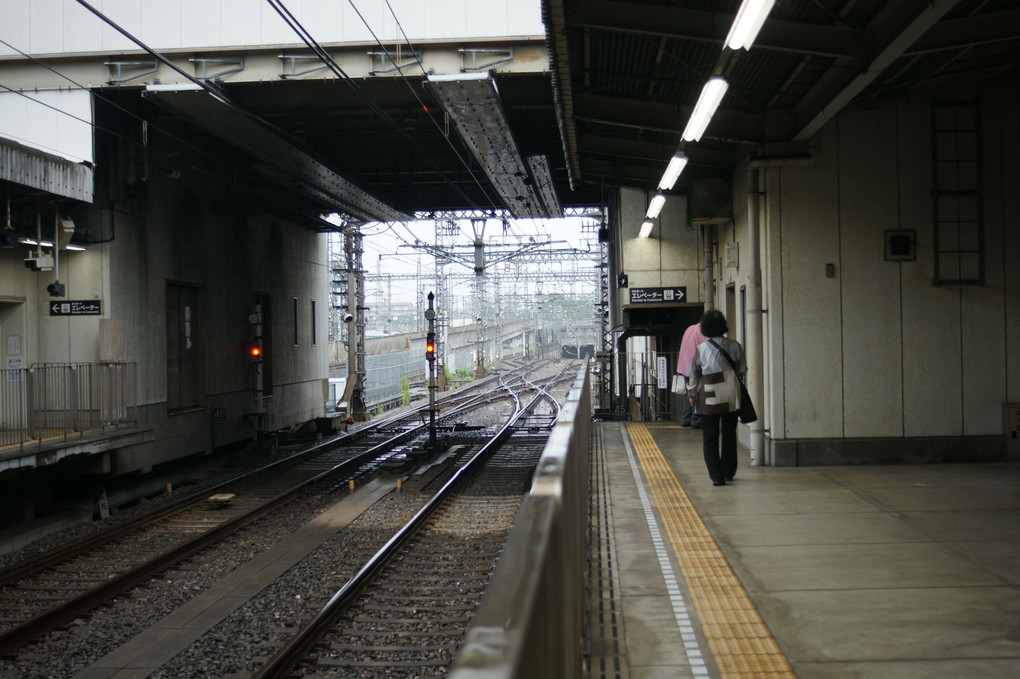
top-left (425, 292), bottom-right (437, 448)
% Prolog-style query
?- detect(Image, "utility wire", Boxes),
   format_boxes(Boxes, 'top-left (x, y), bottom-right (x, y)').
top-left (0, 36), bottom-right (339, 231)
top-left (267, 0), bottom-right (500, 214)
top-left (367, 0), bottom-right (507, 212)
top-left (74, 0), bottom-right (395, 227)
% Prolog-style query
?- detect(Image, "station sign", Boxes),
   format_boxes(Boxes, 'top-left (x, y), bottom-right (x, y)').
top-left (628, 287), bottom-right (686, 304)
top-left (49, 300), bottom-right (102, 316)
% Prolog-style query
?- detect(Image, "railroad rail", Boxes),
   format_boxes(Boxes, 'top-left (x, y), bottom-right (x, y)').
top-left (0, 360), bottom-right (569, 662)
top-left (253, 364), bottom-right (573, 677)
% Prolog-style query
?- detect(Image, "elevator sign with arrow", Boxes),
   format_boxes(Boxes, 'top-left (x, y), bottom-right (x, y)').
top-left (49, 300), bottom-right (102, 316)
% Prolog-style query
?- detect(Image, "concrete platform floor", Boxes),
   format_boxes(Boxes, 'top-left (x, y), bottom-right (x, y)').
top-left (589, 422), bottom-right (1020, 679)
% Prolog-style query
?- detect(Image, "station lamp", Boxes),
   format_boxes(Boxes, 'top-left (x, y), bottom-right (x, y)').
top-left (725, 0), bottom-right (776, 51)
top-left (682, 77), bottom-right (729, 142)
top-left (658, 154), bottom-right (688, 191)
top-left (646, 194), bottom-right (666, 219)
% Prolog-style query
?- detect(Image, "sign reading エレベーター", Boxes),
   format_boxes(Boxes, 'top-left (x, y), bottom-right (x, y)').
top-left (49, 300), bottom-right (102, 316)
top-left (628, 287), bottom-right (686, 304)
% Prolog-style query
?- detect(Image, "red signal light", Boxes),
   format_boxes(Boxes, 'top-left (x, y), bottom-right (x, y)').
top-left (250, 345), bottom-right (262, 359)
top-left (425, 332), bottom-right (436, 362)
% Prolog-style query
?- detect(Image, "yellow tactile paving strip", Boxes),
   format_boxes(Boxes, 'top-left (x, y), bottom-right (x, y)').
top-left (628, 423), bottom-right (796, 678)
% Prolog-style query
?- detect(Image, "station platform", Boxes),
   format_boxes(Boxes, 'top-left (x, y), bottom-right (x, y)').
top-left (587, 422), bottom-right (1020, 679)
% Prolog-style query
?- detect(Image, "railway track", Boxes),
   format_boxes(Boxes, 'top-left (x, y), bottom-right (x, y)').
top-left (253, 365), bottom-right (572, 678)
top-left (293, 445), bottom-right (542, 677)
top-left (0, 360), bottom-right (572, 668)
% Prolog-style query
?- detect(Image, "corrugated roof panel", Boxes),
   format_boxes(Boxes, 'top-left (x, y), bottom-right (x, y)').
top-left (0, 137), bottom-right (93, 203)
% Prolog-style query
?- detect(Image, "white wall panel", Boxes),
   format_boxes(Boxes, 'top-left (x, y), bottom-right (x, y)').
top-left (763, 165), bottom-right (785, 437)
top-left (778, 124), bottom-right (844, 439)
top-left (4, 0), bottom-right (543, 54)
top-left (959, 88), bottom-right (1011, 435)
top-left (388, 1), bottom-right (427, 41)
top-left (658, 198), bottom-right (701, 297)
top-left (53, 89), bottom-right (93, 162)
top-left (961, 283), bottom-right (1006, 435)
top-left (220, 0), bottom-right (262, 48)
top-left (427, 0), bottom-right (469, 40)
top-left (507, 1), bottom-right (543, 35)
top-left (1000, 88), bottom-right (1020, 409)
top-left (768, 85), bottom-right (1020, 450)
top-left (61, 0), bottom-right (103, 53)
top-left (619, 187), bottom-right (696, 295)
top-left (64, 252), bottom-right (105, 363)
top-left (29, 0), bottom-right (65, 54)
top-left (141, 0), bottom-right (183, 49)
top-left (181, 0), bottom-right (222, 49)
top-left (99, 0), bottom-right (142, 52)
top-left (0, 1), bottom-right (31, 56)
top-left (0, 93), bottom-right (28, 147)
top-left (342, 1), bottom-right (391, 43)
top-left (838, 107), bottom-right (903, 438)
top-left (466, 4), bottom-right (506, 39)
top-left (286, 1), bottom-right (344, 47)
top-left (0, 89), bottom-right (92, 163)
top-left (897, 103), bottom-right (963, 437)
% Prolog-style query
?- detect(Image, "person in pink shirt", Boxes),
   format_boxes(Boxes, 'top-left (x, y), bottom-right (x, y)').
top-left (676, 321), bottom-right (705, 428)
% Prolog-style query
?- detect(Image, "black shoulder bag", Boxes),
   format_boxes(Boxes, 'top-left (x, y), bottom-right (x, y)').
top-left (707, 339), bottom-right (758, 424)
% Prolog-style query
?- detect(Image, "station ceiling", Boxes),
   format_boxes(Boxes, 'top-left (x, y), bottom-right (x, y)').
top-left (546, 0), bottom-right (1020, 196)
top-left (8, 0), bottom-right (1020, 233)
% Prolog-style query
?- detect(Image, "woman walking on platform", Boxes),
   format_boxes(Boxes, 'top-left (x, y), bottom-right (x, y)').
top-left (686, 309), bottom-right (745, 486)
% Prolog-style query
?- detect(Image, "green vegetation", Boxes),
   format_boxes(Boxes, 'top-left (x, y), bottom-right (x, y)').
top-left (400, 376), bottom-right (410, 406)
top-left (446, 366), bottom-right (475, 381)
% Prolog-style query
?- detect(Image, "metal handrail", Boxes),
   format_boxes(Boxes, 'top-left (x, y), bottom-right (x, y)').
top-left (0, 362), bottom-right (137, 450)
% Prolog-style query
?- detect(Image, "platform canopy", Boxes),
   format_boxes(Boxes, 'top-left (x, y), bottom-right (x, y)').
top-left (2, 0), bottom-right (1018, 227)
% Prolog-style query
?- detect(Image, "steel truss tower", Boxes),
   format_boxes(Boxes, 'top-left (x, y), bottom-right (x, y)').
top-left (362, 209), bottom-right (607, 381)
top-left (331, 228), bottom-right (368, 420)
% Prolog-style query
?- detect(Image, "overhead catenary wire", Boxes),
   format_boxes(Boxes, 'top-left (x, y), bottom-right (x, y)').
top-left (358, 0), bottom-right (546, 244)
top-left (266, 0), bottom-right (500, 215)
top-left (0, 40), bottom-right (340, 231)
top-left (352, 0), bottom-right (507, 214)
top-left (72, 0), bottom-right (410, 227)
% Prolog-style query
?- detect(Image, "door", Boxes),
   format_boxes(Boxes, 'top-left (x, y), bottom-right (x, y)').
top-left (166, 283), bottom-right (202, 410)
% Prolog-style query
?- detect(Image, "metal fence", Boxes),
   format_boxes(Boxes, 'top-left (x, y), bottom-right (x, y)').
top-left (0, 362), bottom-right (137, 449)
top-left (365, 349), bottom-right (426, 407)
top-left (331, 349), bottom-right (427, 410)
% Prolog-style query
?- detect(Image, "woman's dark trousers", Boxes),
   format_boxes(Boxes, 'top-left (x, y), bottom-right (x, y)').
top-left (702, 411), bottom-right (739, 483)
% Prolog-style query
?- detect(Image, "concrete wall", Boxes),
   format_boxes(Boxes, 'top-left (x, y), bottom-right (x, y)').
top-left (105, 168), bottom-right (329, 472)
top-left (0, 0), bottom-right (543, 56)
top-left (0, 100), bottom-right (330, 475)
top-left (755, 82), bottom-right (1020, 464)
top-left (617, 187), bottom-right (702, 304)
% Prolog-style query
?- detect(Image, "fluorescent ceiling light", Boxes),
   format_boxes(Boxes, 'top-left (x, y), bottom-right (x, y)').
top-left (639, 220), bottom-right (654, 238)
top-left (725, 0), bottom-right (776, 50)
top-left (144, 83), bottom-right (204, 92)
top-left (682, 77), bottom-right (728, 142)
top-left (646, 194), bottom-right (666, 219)
top-left (658, 154), bottom-right (688, 190)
